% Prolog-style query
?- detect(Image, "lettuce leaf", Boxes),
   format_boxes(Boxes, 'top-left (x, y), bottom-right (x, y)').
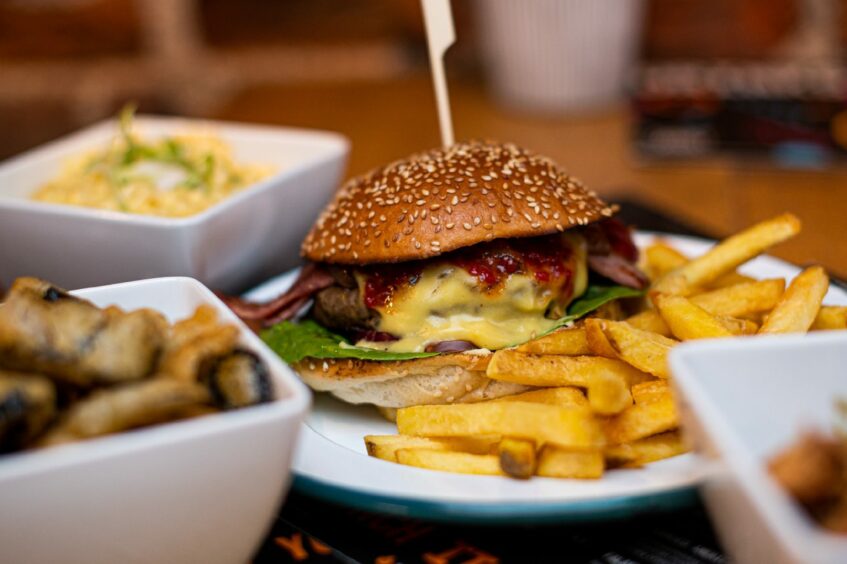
top-left (261, 320), bottom-right (437, 364)
top-left (261, 284), bottom-right (644, 364)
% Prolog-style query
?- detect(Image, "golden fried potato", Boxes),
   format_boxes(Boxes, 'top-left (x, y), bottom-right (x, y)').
top-left (494, 387), bottom-right (588, 408)
top-left (653, 293), bottom-right (733, 340)
top-left (396, 449), bottom-right (504, 476)
top-left (516, 325), bottom-right (590, 356)
top-left (605, 431), bottom-right (689, 467)
top-left (498, 437), bottom-right (537, 479)
top-left (397, 402), bottom-right (605, 449)
top-left (603, 380), bottom-right (679, 445)
top-left (759, 266), bottom-right (829, 334)
top-left (812, 306), bottom-right (847, 331)
top-left (599, 320), bottom-right (677, 379)
top-left (584, 318), bottom-right (619, 359)
top-left (536, 446), bottom-right (604, 479)
top-left (653, 213), bottom-right (800, 295)
top-left (486, 350), bottom-right (649, 415)
top-left (365, 434), bottom-right (498, 461)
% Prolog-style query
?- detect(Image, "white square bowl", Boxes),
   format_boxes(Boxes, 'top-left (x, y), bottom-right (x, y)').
top-left (671, 333), bottom-right (847, 564)
top-left (0, 117), bottom-right (349, 292)
top-left (0, 277), bottom-right (311, 564)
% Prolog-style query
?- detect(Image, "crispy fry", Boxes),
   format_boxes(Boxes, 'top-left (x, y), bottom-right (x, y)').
top-left (396, 449), bottom-right (504, 476)
top-left (708, 271), bottom-right (757, 289)
top-left (605, 431), bottom-right (689, 467)
top-left (536, 446), bottom-right (604, 479)
top-left (516, 326), bottom-right (589, 355)
top-left (603, 381), bottom-right (679, 445)
top-left (812, 306), bottom-right (847, 331)
top-left (716, 315), bottom-right (759, 335)
top-left (759, 266), bottom-right (829, 334)
top-left (584, 318), bottom-right (619, 358)
top-left (690, 278), bottom-right (786, 317)
top-left (495, 387), bottom-right (588, 407)
top-left (365, 434), bottom-right (498, 461)
top-left (498, 437), bottom-right (536, 479)
top-left (626, 279), bottom-right (784, 335)
top-left (653, 293), bottom-right (733, 340)
top-left (645, 242), bottom-right (688, 279)
top-left (625, 310), bottom-right (673, 336)
top-left (397, 402), bottom-right (605, 449)
top-left (599, 320), bottom-right (677, 378)
top-left (486, 350), bottom-right (650, 415)
top-left (653, 213), bottom-right (801, 295)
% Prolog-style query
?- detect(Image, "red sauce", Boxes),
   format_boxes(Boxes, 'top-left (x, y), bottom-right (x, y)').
top-left (361, 234), bottom-right (575, 308)
top-left (362, 264), bottom-right (422, 308)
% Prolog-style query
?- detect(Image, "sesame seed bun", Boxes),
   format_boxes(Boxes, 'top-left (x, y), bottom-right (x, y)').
top-left (301, 141), bottom-right (615, 264)
top-left (294, 352), bottom-right (531, 408)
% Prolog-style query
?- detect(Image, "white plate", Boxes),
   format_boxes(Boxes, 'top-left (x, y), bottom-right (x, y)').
top-left (246, 233), bottom-right (847, 523)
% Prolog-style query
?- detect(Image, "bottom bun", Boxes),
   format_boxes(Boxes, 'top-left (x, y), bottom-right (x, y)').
top-left (294, 352), bottom-right (531, 408)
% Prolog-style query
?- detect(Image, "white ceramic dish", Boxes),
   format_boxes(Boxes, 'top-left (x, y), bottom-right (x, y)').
top-left (246, 232), bottom-right (847, 523)
top-left (672, 332), bottom-right (847, 564)
top-left (0, 277), bottom-right (311, 564)
top-left (0, 117), bottom-right (349, 293)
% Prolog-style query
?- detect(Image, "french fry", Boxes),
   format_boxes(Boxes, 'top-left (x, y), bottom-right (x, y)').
top-left (759, 266), bottom-right (829, 334)
top-left (626, 310), bottom-right (756, 337)
top-left (365, 434), bottom-right (498, 462)
top-left (812, 306), bottom-right (847, 331)
top-left (605, 431), bottom-right (689, 467)
top-left (599, 320), bottom-right (677, 379)
top-left (397, 402), bottom-right (605, 449)
top-left (498, 437), bottom-right (536, 479)
top-left (715, 315), bottom-right (759, 335)
top-left (625, 310), bottom-right (673, 337)
top-left (396, 449), bottom-right (504, 476)
top-left (708, 271), bottom-right (757, 289)
top-left (516, 325), bottom-right (590, 355)
top-left (645, 242), bottom-right (753, 288)
top-left (536, 446), bottom-right (604, 479)
top-left (495, 387), bottom-right (588, 407)
top-left (653, 293), bottom-right (733, 340)
top-left (653, 213), bottom-right (801, 295)
top-left (603, 381), bottom-right (679, 445)
top-left (584, 318), bottom-right (619, 358)
top-left (690, 278), bottom-right (786, 317)
top-left (486, 350), bottom-right (649, 415)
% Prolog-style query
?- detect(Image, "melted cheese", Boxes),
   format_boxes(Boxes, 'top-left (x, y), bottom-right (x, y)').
top-left (357, 235), bottom-right (587, 352)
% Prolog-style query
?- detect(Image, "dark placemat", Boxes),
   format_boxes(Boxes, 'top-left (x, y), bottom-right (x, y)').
top-left (253, 198), bottom-right (733, 564)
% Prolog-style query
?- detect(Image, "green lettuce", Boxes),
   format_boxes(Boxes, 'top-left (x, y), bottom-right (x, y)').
top-left (261, 320), bottom-right (437, 364)
top-left (261, 284), bottom-right (644, 364)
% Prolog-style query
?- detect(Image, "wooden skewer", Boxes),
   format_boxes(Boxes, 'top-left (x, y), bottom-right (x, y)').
top-left (421, 0), bottom-right (456, 149)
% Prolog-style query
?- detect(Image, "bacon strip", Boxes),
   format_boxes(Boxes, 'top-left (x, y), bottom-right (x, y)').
top-left (585, 218), bottom-right (648, 289)
top-left (218, 263), bottom-right (334, 325)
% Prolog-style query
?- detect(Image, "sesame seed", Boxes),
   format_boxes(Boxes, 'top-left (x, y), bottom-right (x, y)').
top-left (463, 222), bottom-right (472, 230)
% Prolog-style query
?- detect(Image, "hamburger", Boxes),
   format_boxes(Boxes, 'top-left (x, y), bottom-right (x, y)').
top-left (227, 141), bottom-right (647, 408)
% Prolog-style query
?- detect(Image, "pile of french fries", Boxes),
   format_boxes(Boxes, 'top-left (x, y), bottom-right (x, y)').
top-left (365, 213), bottom-right (847, 480)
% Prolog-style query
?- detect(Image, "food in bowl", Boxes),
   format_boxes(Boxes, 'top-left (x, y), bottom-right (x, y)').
top-left (226, 140), bottom-right (841, 480)
top-left (0, 277), bottom-right (273, 453)
top-left (31, 107), bottom-right (272, 217)
top-left (769, 425), bottom-right (847, 533)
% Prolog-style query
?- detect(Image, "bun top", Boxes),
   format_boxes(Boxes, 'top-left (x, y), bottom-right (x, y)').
top-left (301, 140), bottom-right (615, 264)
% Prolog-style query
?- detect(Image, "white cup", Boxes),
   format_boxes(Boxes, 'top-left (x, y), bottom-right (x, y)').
top-left (475, 0), bottom-right (645, 113)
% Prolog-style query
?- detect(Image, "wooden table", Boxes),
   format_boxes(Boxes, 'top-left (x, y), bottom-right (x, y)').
top-left (217, 74), bottom-right (847, 279)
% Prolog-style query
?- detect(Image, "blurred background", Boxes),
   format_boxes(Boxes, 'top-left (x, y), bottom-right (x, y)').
top-left (2, 0), bottom-right (847, 277)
